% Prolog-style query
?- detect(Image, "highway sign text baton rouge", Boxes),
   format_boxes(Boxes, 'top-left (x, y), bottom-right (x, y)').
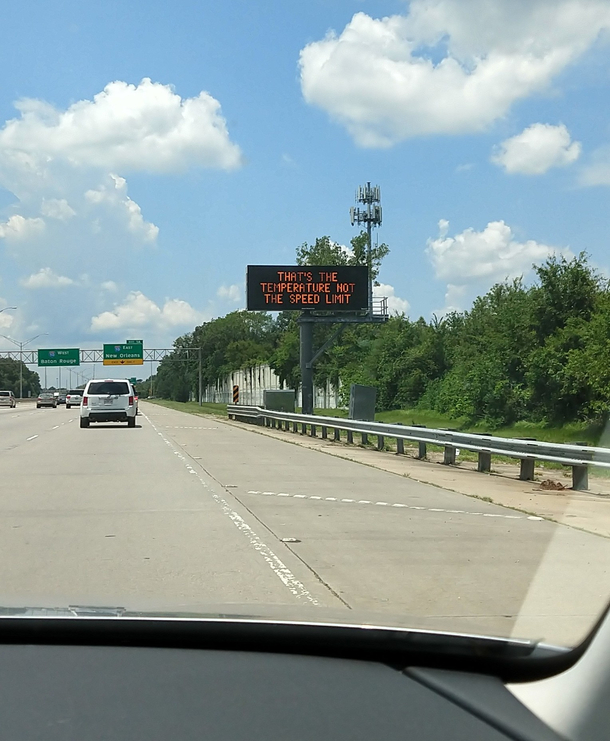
top-left (103, 343), bottom-right (144, 366)
top-left (246, 265), bottom-right (369, 311)
top-left (38, 349), bottom-right (80, 367)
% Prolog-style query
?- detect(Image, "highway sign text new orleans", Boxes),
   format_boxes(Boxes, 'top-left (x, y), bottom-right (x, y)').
top-left (38, 349), bottom-right (80, 367)
top-left (103, 343), bottom-right (144, 366)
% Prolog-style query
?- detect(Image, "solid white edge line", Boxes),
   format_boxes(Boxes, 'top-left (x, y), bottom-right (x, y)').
top-left (142, 412), bottom-right (319, 606)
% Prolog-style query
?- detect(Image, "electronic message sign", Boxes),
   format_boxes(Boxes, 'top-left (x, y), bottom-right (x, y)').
top-left (247, 265), bottom-right (369, 311)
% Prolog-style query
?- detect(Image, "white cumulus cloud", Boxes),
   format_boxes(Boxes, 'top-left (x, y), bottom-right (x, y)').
top-left (216, 284), bottom-right (242, 303)
top-left (40, 198), bottom-right (76, 220)
top-left (0, 214), bottom-right (45, 242)
top-left (299, 1), bottom-right (610, 147)
top-left (85, 174), bottom-right (158, 242)
top-left (374, 283), bottom-right (410, 315)
top-left (21, 267), bottom-right (75, 289)
top-left (0, 77), bottom-right (242, 274)
top-left (492, 123), bottom-right (581, 174)
top-left (0, 78), bottom-right (243, 174)
top-left (426, 219), bottom-right (573, 310)
top-left (90, 291), bottom-right (203, 333)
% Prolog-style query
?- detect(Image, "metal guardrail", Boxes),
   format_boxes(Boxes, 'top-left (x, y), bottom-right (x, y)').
top-left (226, 405), bottom-right (610, 491)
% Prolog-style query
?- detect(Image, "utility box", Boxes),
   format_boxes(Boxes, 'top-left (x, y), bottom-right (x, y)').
top-left (263, 389), bottom-right (296, 412)
top-left (349, 384), bottom-right (377, 421)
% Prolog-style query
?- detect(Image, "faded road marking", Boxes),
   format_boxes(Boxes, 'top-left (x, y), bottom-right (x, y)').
top-left (246, 490), bottom-right (537, 522)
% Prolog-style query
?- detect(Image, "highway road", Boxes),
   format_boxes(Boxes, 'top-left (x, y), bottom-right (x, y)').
top-left (0, 400), bottom-right (609, 646)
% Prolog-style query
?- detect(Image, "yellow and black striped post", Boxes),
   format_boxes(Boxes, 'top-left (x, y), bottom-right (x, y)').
top-left (232, 385), bottom-right (239, 404)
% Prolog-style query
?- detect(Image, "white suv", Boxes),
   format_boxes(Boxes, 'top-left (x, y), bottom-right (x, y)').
top-left (65, 389), bottom-right (84, 409)
top-left (80, 379), bottom-right (137, 428)
top-left (0, 390), bottom-right (16, 408)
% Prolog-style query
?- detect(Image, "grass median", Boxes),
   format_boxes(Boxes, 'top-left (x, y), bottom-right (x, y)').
top-left (144, 398), bottom-right (227, 416)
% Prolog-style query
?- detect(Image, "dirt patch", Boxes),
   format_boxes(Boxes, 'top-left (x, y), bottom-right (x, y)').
top-left (538, 479), bottom-right (568, 491)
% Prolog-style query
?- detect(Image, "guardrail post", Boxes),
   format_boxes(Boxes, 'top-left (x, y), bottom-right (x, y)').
top-left (321, 426), bottom-right (328, 439)
top-left (361, 432), bottom-right (368, 445)
top-left (396, 438), bottom-right (404, 454)
top-left (572, 465), bottom-right (588, 491)
top-left (519, 459), bottom-right (535, 481)
top-left (334, 428), bottom-right (341, 441)
top-left (377, 435), bottom-right (384, 450)
top-left (478, 451), bottom-right (492, 473)
top-left (310, 425), bottom-right (317, 437)
top-left (347, 430), bottom-right (353, 444)
top-left (443, 446), bottom-right (456, 465)
top-left (412, 425), bottom-right (427, 459)
top-left (300, 423), bottom-right (307, 435)
top-left (292, 421), bottom-right (298, 433)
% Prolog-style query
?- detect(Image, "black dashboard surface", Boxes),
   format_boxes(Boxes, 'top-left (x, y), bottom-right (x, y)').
top-left (0, 644), bottom-right (561, 740)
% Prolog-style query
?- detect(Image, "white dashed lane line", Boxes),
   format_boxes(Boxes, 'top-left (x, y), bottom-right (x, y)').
top-left (246, 490), bottom-right (543, 521)
top-left (164, 425), bottom-right (218, 430)
top-left (26, 435), bottom-right (38, 441)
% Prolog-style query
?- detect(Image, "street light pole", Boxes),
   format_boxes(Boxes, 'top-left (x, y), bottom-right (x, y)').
top-left (0, 333), bottom-right (47, 399)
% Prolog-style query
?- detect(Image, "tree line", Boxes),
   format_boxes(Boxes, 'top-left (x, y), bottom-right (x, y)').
top-left (154, 235), bottom-right (610, 428)
top-left (0, 358), bottom-right (41, 397)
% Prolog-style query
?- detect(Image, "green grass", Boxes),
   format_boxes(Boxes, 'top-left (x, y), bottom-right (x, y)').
top-left (311, 406), bottom-right (606, 446)
top-left (144, 398), bottom-right (227, 416)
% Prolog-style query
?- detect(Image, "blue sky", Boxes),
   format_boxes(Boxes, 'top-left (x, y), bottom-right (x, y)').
top-left (1, 0), bottom-right (610, 384)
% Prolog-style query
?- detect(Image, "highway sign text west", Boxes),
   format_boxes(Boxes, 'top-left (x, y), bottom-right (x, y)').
top-left (38, 349), bottom-right (80, 367)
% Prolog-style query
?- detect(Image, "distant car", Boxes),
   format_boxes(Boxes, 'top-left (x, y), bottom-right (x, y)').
top-left (0, 390), bottom-right (16, 408)
top-left (37, 392), bottom-right (58, 409)
top-left (80, 379), bottom-right (137, 428)
top-left (56, 391), bottom-right (67, 405)
top-left (65, 390), bottom-right (83, 409)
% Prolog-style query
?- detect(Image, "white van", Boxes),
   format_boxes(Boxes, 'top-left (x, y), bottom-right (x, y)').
top-left (80, 380), bottom-right (137, 428)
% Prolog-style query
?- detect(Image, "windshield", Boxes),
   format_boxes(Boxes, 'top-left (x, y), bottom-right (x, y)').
top-left (87, 382), bottom-right (130, 395)
top-left (0, 0), bottom-right (609, 652)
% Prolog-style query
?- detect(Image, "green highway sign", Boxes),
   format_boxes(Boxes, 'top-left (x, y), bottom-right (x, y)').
top-left (38, 349), bottom-right (80, 367)
top-left (103, 342), bottom-right (144, 366)
top-left (127, 339), bottom-right (143, 344)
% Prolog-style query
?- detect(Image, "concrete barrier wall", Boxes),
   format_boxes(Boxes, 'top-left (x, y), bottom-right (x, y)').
top-left (202, 363), bottom-right (341, 409)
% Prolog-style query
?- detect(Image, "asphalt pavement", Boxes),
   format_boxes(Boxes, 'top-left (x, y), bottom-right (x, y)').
top-left (0, 400), bottom-right (608, 647)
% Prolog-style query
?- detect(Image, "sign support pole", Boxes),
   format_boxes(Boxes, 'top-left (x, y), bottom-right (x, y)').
top-left (299, 316), bottom-right (314, 415)
top-left (198, 347), bottom-right (202, 406)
